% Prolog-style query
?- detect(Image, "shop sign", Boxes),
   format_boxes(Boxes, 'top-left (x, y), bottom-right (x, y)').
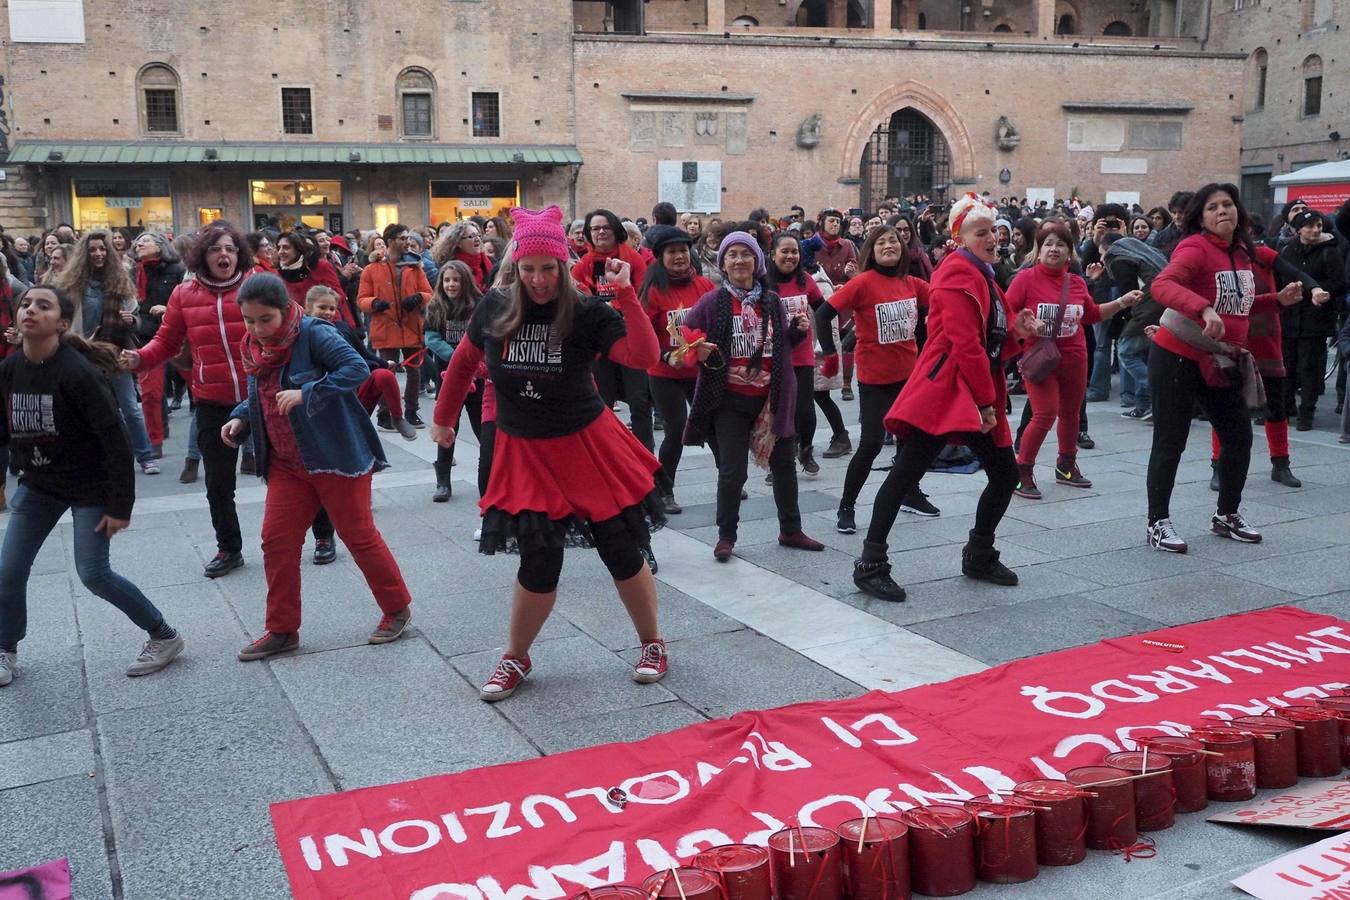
top-left (430, 180), bottom-right (518, 201)
top-left (105, 197), bottom-right (143, 208)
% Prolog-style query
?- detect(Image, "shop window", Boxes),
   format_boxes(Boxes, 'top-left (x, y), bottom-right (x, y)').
top-left (397, 68), bottom-right (435, 139)
top-left (1103, 21), bottom-right (1131, 36)
top-left (198, 207), bottom-right (223, 226)
top-left (1251, 48), bottom-right (1268, 110)
top-left (72, 178), bottom-right (173, 233)
top-left (374, 204), bottom-right (400, 233)
top-left (1302, 56), bottom-right (1322, 117)
top-left (429, 179), bottom-right (520, 224)
top-left (137, 64), bottom-right (180, 134)
top-left (281, 87), bottom-right (313, 135)
top-left (471, 92), bottom-right (500, 138)
top-left (250, 180), bottom-right (341, 231)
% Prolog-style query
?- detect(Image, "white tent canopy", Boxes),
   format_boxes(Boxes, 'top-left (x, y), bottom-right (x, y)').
top-left (1270, 159), bottom-right (1350, 186)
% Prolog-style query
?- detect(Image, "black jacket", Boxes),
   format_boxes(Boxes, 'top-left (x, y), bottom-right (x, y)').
top-left (1278, 237), bottom-right (1346, 338)
top-left (134, 259), bottom-right (186, 344)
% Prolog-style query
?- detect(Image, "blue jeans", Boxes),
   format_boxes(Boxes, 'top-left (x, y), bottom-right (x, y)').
top-left (1087, 322), bottom-right (1112, 399)
top-left (186, 409), bottom-right (201, 462)
top-left (111, 371), bottom-right (154, 464)
top-left (0, 484), bottom-right (164, 650)
top-left (1117, 334), bottom-right (1152, 412)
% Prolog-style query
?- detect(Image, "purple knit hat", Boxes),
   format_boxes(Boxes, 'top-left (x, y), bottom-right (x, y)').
top-left (511, 205), bottom-right (570, 262)
top-left (716, 231), bottom-right (766, 279)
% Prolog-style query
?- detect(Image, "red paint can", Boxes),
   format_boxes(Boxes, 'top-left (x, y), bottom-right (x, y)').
top-left (837, 817), bottom-right (910, 900)
top-left (1314, 696), bottom-right (1350, 766)
top-left (1101, 752), bottom-right (1175, 832)
top-left (1232, 715), bottom-right (1299, 788)
top-left (641, 869), bottom-right (721, 900)
top-left (964, 797), bottom-right (1038, 884)
top-left (568, 886), bottom-right (647, 900)
top-left (767, 827), bottom-right (843, 900)
top-left (1137, 737), bottom-right (1208, 813)
top-left (1279, 706), bottom-right (1344, 777)
top-left (694, 845), bottom-right (772, 900)
top-left (1066, 765), bottom-right (1137, 851)
top-left (899, 807), bottom-right (976, 897)
top-left (1194, 727), bottom-right (1257, 801)
top-left (1013, 780), bottom-right (1088, 866)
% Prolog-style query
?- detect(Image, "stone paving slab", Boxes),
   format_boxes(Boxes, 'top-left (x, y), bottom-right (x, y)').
top-left (0, 728), bottom-right (94, 791)
top-left (0, 776), bottom-right (113, 900)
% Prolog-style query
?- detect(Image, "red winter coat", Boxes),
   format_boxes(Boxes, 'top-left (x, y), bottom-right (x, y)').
top-left (886, 252), bottom-right (1023, 447)
top-left (571, 243), bottom-right (648, 294)
top-left (135, 274), bottom-right (253, 407)
top-left (281, 258), bottom-right (352, 327)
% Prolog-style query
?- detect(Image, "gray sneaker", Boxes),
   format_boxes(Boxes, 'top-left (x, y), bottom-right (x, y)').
top-left (369, 606), bottom-right (411, 644)
top-left (0, 650), bottom-right (16, 686)
top-left (127, 633), bottom-right (184, 677)
top-left (393, 416), bottom-right (418, 441)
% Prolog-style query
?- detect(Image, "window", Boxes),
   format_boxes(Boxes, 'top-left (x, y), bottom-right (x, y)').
top-left (731, 15), bottom-right (758, 27)
top-left (281, 87), bottom-right (313, 135)
top-left (1056, 13), bottom-right (1076, 34)
top-left (1251, 48), bottom-right (1268, 110)
top-left (1103, 21), bottom-right (1132, 36)
top-left (1302, 55), bottom-right (1323, 117)
top-left (471, 92), bottom-right (500, 137)
top-left (137, 64), bottom-right (180, 134)
top-left (374, 204), bottom-right (400, 233)
top-left (397, 68), bottom-right (435, 138)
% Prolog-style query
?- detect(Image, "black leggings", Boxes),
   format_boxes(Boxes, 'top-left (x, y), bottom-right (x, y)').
top-left (1146, 345), bottom-right (1250, 522)
top-left (649, 376), bottom-right (696, 495)
top-left (794, 366), bottom-right (818, 451)
top-left (815, 390), bottom-right (848, 442)
top-left (866, 428), bottom-right (1018, 546)
top-left (516, 515), bottom-right (645, 593)
top-left (595, 359), bottom-right (654, 452)
top-left (434, 385), bottom-right (484, 488)
top-left (194, 402), bottom-right (242, 554)
top-left (841, 380), bottom-right (904, 508)
top-left (713, 392), bottom-right (802, 542)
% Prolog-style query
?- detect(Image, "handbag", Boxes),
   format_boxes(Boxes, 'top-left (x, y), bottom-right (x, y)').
top-left (1017, 276), bottom-right (1070, 385)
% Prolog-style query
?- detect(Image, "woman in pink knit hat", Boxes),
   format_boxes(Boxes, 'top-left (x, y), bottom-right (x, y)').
top-left (431, 205), bottom-right (669, 702)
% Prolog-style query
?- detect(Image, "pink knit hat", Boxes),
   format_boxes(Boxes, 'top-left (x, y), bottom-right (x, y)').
top-left (510, 205), bottom-right (570, 262)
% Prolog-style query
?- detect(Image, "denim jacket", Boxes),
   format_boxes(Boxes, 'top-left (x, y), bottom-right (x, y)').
top-left (231, 317), bottom-right (388, 480)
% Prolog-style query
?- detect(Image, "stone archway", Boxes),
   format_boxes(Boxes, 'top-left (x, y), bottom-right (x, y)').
top-left (839, 81), bottom-right (976, 188)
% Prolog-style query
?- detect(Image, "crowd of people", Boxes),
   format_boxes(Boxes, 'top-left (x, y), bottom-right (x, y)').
top-left (0, 182), bottom-right (1346, 699)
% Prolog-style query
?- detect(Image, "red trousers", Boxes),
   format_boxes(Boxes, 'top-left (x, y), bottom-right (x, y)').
top-left (138, 364), bottom-right (166, 445)
top-left (1017, 352), bottom-right (1089, 465)
top-left (260, 464), bottom-right (410, 633)
top-left (356, 368), bottom-right (400, 416)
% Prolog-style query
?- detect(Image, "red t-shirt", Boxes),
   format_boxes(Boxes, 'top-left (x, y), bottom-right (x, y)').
top-left (1003, 263), bottom-right (1100, 360)
top-left (645, 276), bottom-right (716, 379)
top-left (776, 276), bottom-right (825, 368)
top-left (726, 296), bottom-right (774, 397)
top-left (826, 269), bottom-right (929, 385)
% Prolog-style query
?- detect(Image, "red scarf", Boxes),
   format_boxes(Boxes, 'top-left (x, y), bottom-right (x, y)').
top-left (820, 232), bottom-right (842, 250)
top-left (240, 302), bottom-right (305, 375)
top-left (455, 250), bottom-right (492, 290)
top-left (135, 259), bottom-right (151, 302)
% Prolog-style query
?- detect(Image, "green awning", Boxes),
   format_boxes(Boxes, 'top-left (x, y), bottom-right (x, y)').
top-left (4, 142), bottom-right (583, 166)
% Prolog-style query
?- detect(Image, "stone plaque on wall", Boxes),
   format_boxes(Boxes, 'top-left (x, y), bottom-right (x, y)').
top-left (693, 112), bottom-right (720, 145)
top-left (726, 112), bottom-right (748, 156)
top-left (631, 112), bottom-right (657, 152)
top-left (661, 112), bottom-right (687, 148)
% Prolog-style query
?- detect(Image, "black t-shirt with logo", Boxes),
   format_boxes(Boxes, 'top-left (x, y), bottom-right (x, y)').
top-left (467, 289), bottom-right (627, 438)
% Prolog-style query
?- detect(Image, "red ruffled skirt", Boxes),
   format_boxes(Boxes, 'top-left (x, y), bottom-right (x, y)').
top-left (478, 407), bottom-right (666, 556)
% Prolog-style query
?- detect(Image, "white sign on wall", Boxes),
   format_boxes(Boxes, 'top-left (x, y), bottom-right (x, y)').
top-left (658, 160), bottom-right (722, 214)
top-left (9, 0), bottom-right (86, 43)
top-left (1025, 187), bottom-right (1056, 208)
top-left (1105, 191), bottom-right (1142, 207)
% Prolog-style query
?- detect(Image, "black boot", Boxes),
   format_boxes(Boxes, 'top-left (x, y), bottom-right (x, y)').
top-left (853, 541), bottom-right (906, 602)
top-left (961, 531), bottom-right (1017, 586)
top-left (1270, 456), bottom-right (1302, 488)
top-left (1209, 460), bottom-right (1220, 492)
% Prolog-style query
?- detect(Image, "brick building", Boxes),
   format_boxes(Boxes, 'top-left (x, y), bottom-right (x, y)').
top-left (0, 0), bottom-right (1262, 235)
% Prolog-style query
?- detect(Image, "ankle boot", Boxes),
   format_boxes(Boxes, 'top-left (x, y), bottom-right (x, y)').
top-left (853, 540), bottom-right (906, 602)
top-left (1209, 460), bottom-right (1220, 492)
top-left (1014, 463), bottom-right (1041, 499)
top-left (961, 530), bottom-right (1018, 586)
top-left (1270, 456), bottom-right (1302, 488)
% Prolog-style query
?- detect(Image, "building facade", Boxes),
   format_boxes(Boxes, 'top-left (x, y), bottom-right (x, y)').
top-left (0, 0), bottom-right (1260, 235)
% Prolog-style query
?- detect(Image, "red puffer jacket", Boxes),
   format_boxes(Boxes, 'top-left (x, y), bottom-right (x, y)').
top-left (135, 274), bottom-right (252, 407)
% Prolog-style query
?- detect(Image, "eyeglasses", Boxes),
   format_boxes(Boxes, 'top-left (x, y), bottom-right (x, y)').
top-left (590, 225), bottom-right (613, 234)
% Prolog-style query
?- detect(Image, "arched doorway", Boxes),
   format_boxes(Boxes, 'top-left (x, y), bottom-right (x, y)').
top-left (859, 108), bottom-right (952, 208)
top-left (795, 0), bottom-right (868, 27)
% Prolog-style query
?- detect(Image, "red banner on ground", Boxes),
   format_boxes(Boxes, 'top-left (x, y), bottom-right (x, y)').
top-left (271, 606), bottom-right (1350, 900)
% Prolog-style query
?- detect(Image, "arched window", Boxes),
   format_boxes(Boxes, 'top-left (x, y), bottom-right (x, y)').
top-left (1103, 20), bottom-right (1132, 36)
top-left (1251, 48), bottom-right (1268, 110)
top-left (1056, 13), bottom-right (1076, 34)
top-left (795, 0), bottom-right (867, 27)
top-left (137, 63), bottom-right (181, 135)
top-left (397, 68), bottom-right (435, 138)
top-left (993, 23), bottom-right (1013, 32)
top-left (1302, 55), bottom-right (1323, 117)
top-left (731, 15), bottom-right (758, 27)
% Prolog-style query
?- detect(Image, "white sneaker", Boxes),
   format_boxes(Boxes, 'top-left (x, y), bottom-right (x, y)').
top-left (126, 633), bottom-right (184, 677)
top-left (141, 460), bottom-right (161, 475)
top-left (0, 650), bottom-right (16, 686)
top-left (1147, 518), bottom-right (1188, 554)
top-left (1212, 512), bottom-right (1262, 543)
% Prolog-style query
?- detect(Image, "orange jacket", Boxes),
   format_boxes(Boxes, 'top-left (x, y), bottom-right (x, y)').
top-left (357, 258), bottom-right (433, 349)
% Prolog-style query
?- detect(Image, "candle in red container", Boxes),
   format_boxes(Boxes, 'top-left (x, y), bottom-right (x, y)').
top-left (641, 869), bottom-right (721, 900)
top-left (964, 797), bottom-right (1038, 884)
top-left (1102, 751), bottom-right (1175, 832)
top-left (1013, 780), bottom-right (1088, 866)
top-left (1066, 765), bottom-right (1136, 851)
top-left (1232, 715), bottom-right (1299, 788)
top-left (1279, 706), bottom-right (1343, 777)
top-left (1315, 696), bottom-right (1350, 766)
top-left (1194, 727), bottom-right (1257, 801)
top-left (694, 845), bottom-right (771, 900)
top-left (899, 807), bottom-right (976, 897)
top-left (568, 885), bottom-right (647, 900)
top-left (767, 827), bottom-right (843, 900)
top-left (1137, 737), bottom-right (1208, 813)
top-left (836, 817), bottom-right (910, 900)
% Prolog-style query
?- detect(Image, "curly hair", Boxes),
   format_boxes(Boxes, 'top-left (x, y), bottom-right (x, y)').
top-left (184, 221), bottom-right (255, 276)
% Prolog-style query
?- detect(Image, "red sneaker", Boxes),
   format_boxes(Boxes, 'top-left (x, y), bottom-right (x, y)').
top-left (480, 654), bottom-right (531, 702)
top-left (633, 640), bottom-right (668, 684)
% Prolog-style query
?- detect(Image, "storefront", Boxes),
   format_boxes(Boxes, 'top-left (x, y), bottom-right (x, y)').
top-left (429, 179), bottom-right (520, 224)
top-left (250, 179), bottom-right (345, 233)
top-left (70, 177), bottom-right (174, 234)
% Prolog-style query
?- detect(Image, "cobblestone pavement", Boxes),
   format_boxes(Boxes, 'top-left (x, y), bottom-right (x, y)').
top-left (1, 393), bottom-right (1346, 898)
